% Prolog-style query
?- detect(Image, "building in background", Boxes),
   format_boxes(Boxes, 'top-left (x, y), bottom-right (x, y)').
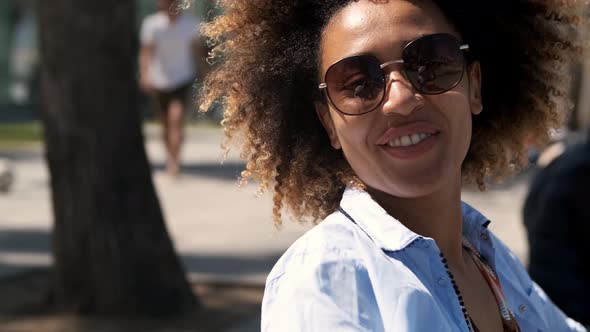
top-left (2, 1), bottom-right (585, 125)
top-left (0, 0), bottom-right (210, 121)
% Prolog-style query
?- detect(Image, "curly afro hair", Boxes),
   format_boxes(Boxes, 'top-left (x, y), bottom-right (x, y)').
top-left (198, 0), bottom-right (586, 225)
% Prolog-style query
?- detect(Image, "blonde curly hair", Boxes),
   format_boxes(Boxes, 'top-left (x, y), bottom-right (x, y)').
top-left (198, 0), bottom-right (586, 225)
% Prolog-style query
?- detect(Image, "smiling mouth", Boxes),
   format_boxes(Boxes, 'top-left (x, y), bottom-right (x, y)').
top-left (386, 133), bottom-right (433, 148)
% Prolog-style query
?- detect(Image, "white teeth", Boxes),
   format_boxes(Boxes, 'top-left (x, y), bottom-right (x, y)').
top-left (387, 133), bottom-right (432, 148)
top-left (400, 136), bottom-right (412, 146)
top-left (388, 139), bottom-right (399, 147)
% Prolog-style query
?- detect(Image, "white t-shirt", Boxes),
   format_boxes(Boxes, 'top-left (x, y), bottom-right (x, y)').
top-left (140, 12), bottom-right (199, 91)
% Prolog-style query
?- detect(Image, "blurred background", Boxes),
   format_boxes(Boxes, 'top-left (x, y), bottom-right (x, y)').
top-left (0, 1), bottom-right (588, 331)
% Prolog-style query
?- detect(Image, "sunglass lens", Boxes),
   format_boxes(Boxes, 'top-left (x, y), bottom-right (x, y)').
top-left (403, 34), bottom-right (465, 94)
top-left (324, 55), bottom-right (385, 115)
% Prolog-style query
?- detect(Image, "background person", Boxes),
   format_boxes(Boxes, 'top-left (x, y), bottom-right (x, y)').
top-left (524, 131), bottom-right (590, 327)
top-left (139, 0), bottom-right (203, 177)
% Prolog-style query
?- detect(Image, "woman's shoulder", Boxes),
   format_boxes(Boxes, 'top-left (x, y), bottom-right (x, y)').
top-left (266, 211), bottom-right (368, 284)
top-left (142, 12), bottom-right (166, 26)
top-left (263, 209), bottom-right (432, 303)
top-left (261, 212), bottom-right (441, 332)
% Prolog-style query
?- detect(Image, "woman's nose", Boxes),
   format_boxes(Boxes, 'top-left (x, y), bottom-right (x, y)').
top-left (381, 71), bottom-right (424, 116)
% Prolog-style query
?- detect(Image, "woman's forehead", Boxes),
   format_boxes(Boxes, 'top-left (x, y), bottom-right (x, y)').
top-left (320, 0), bottom-right (457, 68)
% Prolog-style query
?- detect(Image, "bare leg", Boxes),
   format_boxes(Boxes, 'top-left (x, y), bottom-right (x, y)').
top-left (159, 109), bottom-right (171, 160)
top-left (166, 98), bottom-right (185, 176)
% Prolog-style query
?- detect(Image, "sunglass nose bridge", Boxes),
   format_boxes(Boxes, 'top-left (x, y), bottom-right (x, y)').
top-left (380, 59), bottom-right (404, 69)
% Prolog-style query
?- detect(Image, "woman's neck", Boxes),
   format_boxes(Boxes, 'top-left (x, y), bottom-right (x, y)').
top-left (368, 178), bottom-right (468, 271)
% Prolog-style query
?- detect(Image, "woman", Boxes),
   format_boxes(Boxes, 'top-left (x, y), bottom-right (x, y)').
top-left (199, 0), bottom-right (587, 330)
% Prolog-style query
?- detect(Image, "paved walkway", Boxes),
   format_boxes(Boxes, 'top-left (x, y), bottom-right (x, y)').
top-left (0, 125), bottom-right (312, 284)
top-left (0, 124), bottom-right (536, 330)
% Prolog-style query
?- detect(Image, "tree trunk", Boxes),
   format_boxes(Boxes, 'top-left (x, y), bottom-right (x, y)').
top-left (38, 0), bottom-right (197, 316)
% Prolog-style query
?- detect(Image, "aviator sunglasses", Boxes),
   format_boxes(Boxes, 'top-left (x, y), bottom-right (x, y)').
top-left (318, 33), bottom-right (470, 116)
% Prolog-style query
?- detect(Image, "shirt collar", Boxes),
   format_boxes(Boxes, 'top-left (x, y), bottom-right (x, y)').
top-left (339, 186), bottom-right (491, 252)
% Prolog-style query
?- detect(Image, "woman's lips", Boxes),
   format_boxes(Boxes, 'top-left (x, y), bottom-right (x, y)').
top-left (376, 121), bottom-right (440, 146)
top-left (380, 132), bottom-right (438, 160)
top-left (376, 121), bottom-right (440, 160)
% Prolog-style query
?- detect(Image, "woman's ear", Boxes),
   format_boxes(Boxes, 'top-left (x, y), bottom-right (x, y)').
top-left (468, 62), bottom-right (483, 115)
top-left (314, 101), bottom-right (341, 149)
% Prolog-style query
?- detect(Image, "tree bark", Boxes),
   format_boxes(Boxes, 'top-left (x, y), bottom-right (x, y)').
top-left (38, 0), bottom-right (196, 315)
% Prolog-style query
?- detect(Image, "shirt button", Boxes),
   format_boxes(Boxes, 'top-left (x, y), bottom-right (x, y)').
top-left (519, 304), bottom-right (527, 314)
top-left (480, 232), bottom-right (490, 241)
top-left (437, 276), bottom-right (447, 286)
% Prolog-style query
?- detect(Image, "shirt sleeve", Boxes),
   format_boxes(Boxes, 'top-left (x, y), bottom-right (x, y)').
top-left (261, 253), bottom-right (385, 332)
top-left (140, 17), bottom-right (155, 46)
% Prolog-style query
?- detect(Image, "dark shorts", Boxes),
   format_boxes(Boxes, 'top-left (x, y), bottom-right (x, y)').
top-left (153, 81), bottom-right (193, 113)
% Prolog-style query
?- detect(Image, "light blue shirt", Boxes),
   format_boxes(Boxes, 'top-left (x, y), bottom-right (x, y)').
top-left (261, 187), bottom-right (586, 331)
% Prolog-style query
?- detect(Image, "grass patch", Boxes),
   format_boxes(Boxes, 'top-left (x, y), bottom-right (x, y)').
top-left (0, 121), bottom-right (43, 144)
top-left (0, 120), bottom-right (221, 149)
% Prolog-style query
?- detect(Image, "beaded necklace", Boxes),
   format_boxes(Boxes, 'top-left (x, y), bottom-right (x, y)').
top-left (338, 207), bottom-right (521, 331)
top-left (439, 239), bottom-right (521, 332)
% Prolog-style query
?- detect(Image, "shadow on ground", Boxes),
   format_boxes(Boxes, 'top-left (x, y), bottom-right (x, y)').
top-left (0, 229), bottom-right (51, 253)
top-left (181, 254), bottom-right (280, 277)
top-left (0, 228), bottom-right (270, 331)
top-left (0, 269), bottom-right (263, 332)
top-left (0, 227), bottom-right (278, 286)
top-left (0, 149), bottom-right (42, 161)
top-left (152, 161), bottom-right (245, 181)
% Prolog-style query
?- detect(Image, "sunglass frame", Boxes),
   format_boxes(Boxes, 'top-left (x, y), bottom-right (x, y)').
top-left (318, 33), bottom-right (470, 116)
